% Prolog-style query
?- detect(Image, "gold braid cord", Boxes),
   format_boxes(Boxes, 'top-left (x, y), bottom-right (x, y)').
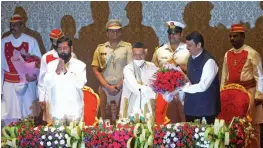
top-left (221, 83), bottom-right (252, 101)
top-left (82, 86), bottom-right (100, 125)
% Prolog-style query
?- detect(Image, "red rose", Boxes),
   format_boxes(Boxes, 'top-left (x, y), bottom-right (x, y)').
top-left (18, 135), bottom-right (22, 140)
top-left (158, 138), bottom-right (162, 143)
top-left (30, 142), bottom-right (35, 146)
top-left (237, 140), bottom-right (244, 145)
top-left (178, 132), bottom-right (183, 138)
top-left (34, 130), bottom-right (39, 135)
top-left (33, 137), bottom-right (38, 142)
top-left (154, 140), bottom-right (158, 145)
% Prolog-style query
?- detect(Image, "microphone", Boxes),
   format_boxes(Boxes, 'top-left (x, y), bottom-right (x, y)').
top-left (139, 88), bottom-right (142, 123)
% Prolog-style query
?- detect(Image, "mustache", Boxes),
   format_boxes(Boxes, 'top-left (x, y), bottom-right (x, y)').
top-left (10, 28), bottom-right (16, 32)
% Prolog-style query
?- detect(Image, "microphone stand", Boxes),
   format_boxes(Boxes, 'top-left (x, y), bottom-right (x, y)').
top-left (139, 88), bottom-right (142, 123)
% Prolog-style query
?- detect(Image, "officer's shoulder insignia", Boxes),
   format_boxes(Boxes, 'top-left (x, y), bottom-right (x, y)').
top-left (155, 43), bottom-right (164, 51)
top-left (98, 43), bottom-right (105, 47)
top-left (122, 41), bottom-right (132, 46)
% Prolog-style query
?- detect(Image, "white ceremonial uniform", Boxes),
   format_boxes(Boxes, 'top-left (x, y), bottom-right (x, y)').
top-left (1, 33), bottom-right (41, 124)
top-left (43, 57), bottom-right (86, 121)
top-left (152, 42), bottom-right (190, 103)
top-left (120, 61), bottom-right (158, 119)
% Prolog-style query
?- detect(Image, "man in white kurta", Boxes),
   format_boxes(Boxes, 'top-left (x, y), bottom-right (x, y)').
top-left (1, 14), bottom-right (41, 125)
top-left (38, 29), bottom-right (67, 124)
top-left (120, 42), bottom-right (158, 121)
top-left (43, 37), bottom-right (86, 125)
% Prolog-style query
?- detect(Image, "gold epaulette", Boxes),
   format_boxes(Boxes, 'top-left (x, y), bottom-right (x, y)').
top-left (97, 43), bottom-right (105, 47)
top-left (122, 41), bottom-right (132, 46)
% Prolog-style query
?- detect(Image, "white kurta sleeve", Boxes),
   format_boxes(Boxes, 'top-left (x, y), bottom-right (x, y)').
top-left (182, 59), bottom-right (219, 94)
top-left (65, 63), bottom-right (87, 89)
top-left (43, 60), bottom-right (60, 89)
top-left (123, 66), bottom-right (145, 96)
top-left (37, 56), bottom-right (47, 102)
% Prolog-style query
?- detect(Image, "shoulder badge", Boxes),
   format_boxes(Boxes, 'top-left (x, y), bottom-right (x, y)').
top-left (155, 43), bottom-right (164, 51)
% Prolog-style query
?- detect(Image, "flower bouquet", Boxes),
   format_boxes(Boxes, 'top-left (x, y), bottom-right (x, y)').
top-left (151, 64), bottom-right (189, 102)
top-left (227, 116), bottom-right (255, 148)
top-left (11, 49), bottom-right (40, 95)
top-left (11, 49), bottom-right (40, 83)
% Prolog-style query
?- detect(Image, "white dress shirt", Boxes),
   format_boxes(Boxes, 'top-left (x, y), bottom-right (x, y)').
top-left (182, 50), bottom-right (219, 94)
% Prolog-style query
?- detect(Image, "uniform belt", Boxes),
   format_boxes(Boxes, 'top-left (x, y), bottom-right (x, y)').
top-left (4, 72), bottom-right (20, 83)
top-left (227, 79), bottom-right (256, 89)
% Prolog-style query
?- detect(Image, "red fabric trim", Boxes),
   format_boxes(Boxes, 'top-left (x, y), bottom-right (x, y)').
top-left (46, 54), bottom-right (57, 64)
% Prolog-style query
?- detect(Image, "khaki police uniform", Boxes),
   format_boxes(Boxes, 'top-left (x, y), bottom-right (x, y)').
top-left (92, 40), bottom-right (132, 121)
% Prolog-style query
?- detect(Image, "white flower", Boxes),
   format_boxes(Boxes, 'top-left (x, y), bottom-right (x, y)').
top-left (164, 135), bottom-right (167, 139)
top-left (199, 132), bottom-right (204, 136)
top-left (201, 127), bottom-right (205, 131)
top-left (58, 136), bottom-right (62, 139)
top-left (41, 135), bottom-right (46, 139)
top-left (170, 143), bottom-right (176, 148)
top-left (173, 137), bottom-right (178, 142)
top-left (50, 127), bottom-right (56, 132)
top-left (44, 127), bottom-right (48, 131)
top-left (48, 135), bottom-right (52, 140)
top-left (58, 126), bottom-right (65, 131)
top-left (204, 141), bottom-right (208, 144)
top-left (201, 137), bottom-right (204, 141)
top-left (47, 141), bottom-right (51, 146)
top-left (163, 139), bottom-right (166, 144)
top-left (40, 141), bottom-right (44, 146)
top-left (171, 132), bottom-right (175, 137)
top-left (166, 139), bottom-right (170, 143)
top-left (194, 133), bottom-right (199, 139)
top-left (60, 140), bottom-right (65, 145)
top-left (196, 142), bottom-right (200, 146)
top-left (55, 133), bottom-right (59, 137)
top-left (166, 131), bottom-right (171, 136)
top-left (34, 127), bottom-right (38, 130)
top-left (166, 124), bottom-right (172, 129)
top-left (65, 134), bottom-right (69, 138)
top-left (195, 128), bottom-right (199, 133)
top-left (175, 123), bottom-right (180, 127)
top-left (54, 140), bottom-right (58, 145)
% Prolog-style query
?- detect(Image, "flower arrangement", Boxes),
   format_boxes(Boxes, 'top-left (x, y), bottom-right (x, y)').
top-left (151, 64), bottom-right (189, 102)
top-left (1, 117), bottom-right (255, 148)
top-left (1, 118), bottom-right (35, 147)
top-left (39, 126), bottom-right (68, 148)
top-left (17, 124), bottom-right (42, 147)
top-left (228, 116), bottom-right (255, 148)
